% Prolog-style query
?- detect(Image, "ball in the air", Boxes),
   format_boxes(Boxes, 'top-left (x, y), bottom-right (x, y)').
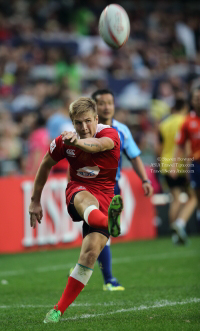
top-left (99, 4), bottom-right (130, 49)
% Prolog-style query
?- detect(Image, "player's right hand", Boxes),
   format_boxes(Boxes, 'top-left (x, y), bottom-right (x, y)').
top-left (61, 131), bottom-right (78, 146)
top-left (29, 201), bottom-right (43, 228)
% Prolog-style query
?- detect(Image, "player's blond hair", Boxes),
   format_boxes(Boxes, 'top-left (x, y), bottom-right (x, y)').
top-left (69, 97), bottom-right (97, 121)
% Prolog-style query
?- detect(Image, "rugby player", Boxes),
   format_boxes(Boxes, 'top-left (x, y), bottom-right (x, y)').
top-left (29, 97), bottom-right (123, 323)
top-left (171, 88), bottom-right (200, 238)
top-left (158, 98), bottom-right (197, 244)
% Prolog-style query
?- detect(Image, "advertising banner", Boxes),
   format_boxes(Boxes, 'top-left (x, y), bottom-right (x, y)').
top-left (0, 170), bottom-right (156, 253)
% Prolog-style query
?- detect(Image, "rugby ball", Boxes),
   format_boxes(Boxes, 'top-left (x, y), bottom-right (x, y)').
top-left (99, 4), bottom-right (130, 49)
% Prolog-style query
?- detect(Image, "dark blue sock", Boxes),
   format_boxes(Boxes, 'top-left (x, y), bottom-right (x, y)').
top-left (98, 245), bottom-right (112, 284)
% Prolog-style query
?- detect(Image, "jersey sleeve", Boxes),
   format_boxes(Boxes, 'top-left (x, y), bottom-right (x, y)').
top-left (123, 126), bottom-right (141, 159)
top-left (176, 119), bottom-right (188, 146)
top-left (48, 136), bottom-right (66, 162)
top-left (93, 128), bottom-right (120, 169)
top-left (96, 128), bottom-right (120, 146)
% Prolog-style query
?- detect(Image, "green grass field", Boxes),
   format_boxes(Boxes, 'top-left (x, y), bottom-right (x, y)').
top-left (0, 236), bottom-right (200, 331)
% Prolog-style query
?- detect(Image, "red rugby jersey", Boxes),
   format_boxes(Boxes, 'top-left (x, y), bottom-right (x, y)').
top-left (176, 112), bottom-right (200, 161)
top-left (48, 124), bottom-right (120, 193)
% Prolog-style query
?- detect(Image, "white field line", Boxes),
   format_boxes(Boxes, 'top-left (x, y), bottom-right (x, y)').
top-left (0, 298), bottom-right (199, 312)
top-left (0, 250), bottom-right (198, 277)
top-left (62, 298), bottom-right (200, 321)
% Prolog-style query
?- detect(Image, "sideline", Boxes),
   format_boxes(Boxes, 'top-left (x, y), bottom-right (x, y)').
top-left (62, 298), bottom-right (200, 321)
top-left (0, 298), bottom-right (199, 312)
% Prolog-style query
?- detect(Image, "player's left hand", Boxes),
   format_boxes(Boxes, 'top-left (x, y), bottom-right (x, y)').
top-left (142, 182), bottom-right (154, 197)
top-left (61, 131), bottom-right (78, 146)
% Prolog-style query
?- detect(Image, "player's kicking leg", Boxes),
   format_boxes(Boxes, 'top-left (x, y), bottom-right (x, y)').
top-left (108, 195), bottom-right (123, 237)
top-left (99, 195), bottom-right (124, 290)
top-left (70, 195), bottom-right (124, 290)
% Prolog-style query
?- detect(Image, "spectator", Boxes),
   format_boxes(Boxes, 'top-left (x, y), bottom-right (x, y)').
top-left (25, 115), bottom-right (49, 176)
top-left (0, 0), bottom-right (200, 178)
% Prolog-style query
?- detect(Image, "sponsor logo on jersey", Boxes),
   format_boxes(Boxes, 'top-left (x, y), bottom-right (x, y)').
top-left (66, 149), bottom-right (76, 157)
top-left (50, 139), bottom-right (56, 153)
top-left (76, 166), bottom-right (100, 178)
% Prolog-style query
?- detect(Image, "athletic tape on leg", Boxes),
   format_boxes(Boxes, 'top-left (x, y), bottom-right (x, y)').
top-left (70, 264), bottom-right (93, 285)
top-left (83, 205), bottom-right (98, 224)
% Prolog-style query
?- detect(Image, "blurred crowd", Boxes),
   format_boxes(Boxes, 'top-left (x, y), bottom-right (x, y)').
top-left (0, 0), bottom-right (200, 177)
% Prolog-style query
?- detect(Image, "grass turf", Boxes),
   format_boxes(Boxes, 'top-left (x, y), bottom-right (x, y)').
top-left (0, 236), bottom-right (200, 331)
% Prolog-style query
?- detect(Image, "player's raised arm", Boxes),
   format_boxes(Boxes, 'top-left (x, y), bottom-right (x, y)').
top-left (29, 152), bottom-right (57, 228)
top-left (62, 131), bottom-right (114, 153)
top-left (80, 136), bottom-right (114, 152)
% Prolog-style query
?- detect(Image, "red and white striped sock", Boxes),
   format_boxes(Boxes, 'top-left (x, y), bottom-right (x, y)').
top-left (55, 264), bottom-right (93, 315)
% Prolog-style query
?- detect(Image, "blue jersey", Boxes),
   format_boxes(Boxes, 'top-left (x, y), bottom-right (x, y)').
top-left (112, 119), bottom-right (141, 182)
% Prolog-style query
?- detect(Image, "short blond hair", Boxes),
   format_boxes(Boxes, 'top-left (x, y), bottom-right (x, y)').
top-left (69, 97), bottom-right (97, 121)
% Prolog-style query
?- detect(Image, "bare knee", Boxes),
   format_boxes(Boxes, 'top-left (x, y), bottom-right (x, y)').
top-left (79, 233), bottom-right (107, 268)
top-left (74, 191), bottom-right (98, 206)
top-left (80, 249), bottom-right (98, 267)
top-left (74, 191), bottom-right (99, 219)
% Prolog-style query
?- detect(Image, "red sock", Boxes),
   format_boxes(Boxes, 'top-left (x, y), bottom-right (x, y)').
top-left (54, 276), bottom-right (84, 314)
top-left (87, 209), bottom-right (108, 228)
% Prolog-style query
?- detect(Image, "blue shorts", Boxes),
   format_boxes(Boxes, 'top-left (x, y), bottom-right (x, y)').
top-left (114, 181), bottom-right (121, 195)
top-left (190, 161), bottom-right (200, 189)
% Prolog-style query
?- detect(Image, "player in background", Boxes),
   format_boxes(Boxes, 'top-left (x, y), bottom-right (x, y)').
top-left (171, 88), bottom-right (200, 236)
top-left (29, 97), bottom-right (123, 323)
top-left (91, 89), bottom-right (153, 291)
top-left (157, 98), bottom-right (197, 244)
